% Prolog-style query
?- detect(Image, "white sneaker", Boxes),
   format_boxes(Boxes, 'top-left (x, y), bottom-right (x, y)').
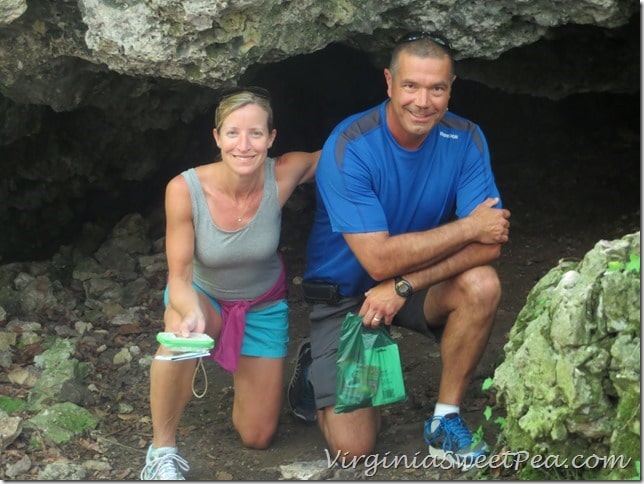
top-left (140, 445), bottom-right (190, 480)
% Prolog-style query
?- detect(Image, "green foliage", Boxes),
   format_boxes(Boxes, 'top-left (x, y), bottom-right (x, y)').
top-left (483, 405), bottom-right (492, 421)
top-left (473, 377), bottom-right (507, 449)
top-left (625, 253), bottom-right (640, 274)
top-left (607, 253), bottom-right (640, 274)
top-left (481, 376), bottom-right (494, 391)
top-left (494, 416), bottom-right (507, 429)
top-left (471, 424), bottom-right (484, 447)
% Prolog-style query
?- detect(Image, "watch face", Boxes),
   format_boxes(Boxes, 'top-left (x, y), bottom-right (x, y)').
top-left (396, 279), bottom-right (412, 297)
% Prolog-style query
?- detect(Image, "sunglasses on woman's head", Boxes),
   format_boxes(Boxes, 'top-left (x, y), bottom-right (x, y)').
top-left (397, 31), bottom-right (452, 53)
top-left (217, 85), bottom-right (272, 104)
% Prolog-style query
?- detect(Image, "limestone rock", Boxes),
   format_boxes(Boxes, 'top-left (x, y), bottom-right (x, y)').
top-left (0, 414), bottom-right (23, 450)
top-left (494, 232), bottom-right (640, 480)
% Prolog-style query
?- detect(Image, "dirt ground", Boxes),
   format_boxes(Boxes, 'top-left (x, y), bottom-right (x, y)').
top-left (7, 92), bottom-right (640, 480)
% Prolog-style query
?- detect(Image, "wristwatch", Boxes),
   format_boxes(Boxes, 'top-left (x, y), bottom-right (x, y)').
top-left (394, 276), bottom-right (413, 298)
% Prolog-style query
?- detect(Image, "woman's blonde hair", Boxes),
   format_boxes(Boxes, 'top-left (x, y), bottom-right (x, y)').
top-left (214, 88), bottom-right (273, 132)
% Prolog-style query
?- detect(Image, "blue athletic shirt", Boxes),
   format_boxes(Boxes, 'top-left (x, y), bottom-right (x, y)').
top-left (304, 99), bottom-right (502, 297)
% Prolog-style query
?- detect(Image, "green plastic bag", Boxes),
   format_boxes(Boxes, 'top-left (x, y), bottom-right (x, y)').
top-left (335, 312), bottom-right (406, 413)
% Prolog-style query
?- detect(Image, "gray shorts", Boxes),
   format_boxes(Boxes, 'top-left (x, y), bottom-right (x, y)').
top-left (308, 289), bottom-right (443, 409)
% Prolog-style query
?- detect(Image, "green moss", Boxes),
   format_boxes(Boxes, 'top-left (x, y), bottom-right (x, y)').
top-left (206, 44), bottom-right (220, 60)
top-left (28, 437), bottom-right (43, 450)
top-left (611, 390), bottom-right (640, 453)
top-left (0, 395), bottom-right (25, 414)
top-left (184, 63), bottom-right (203, 80)
top-left (27, 402), bottom-right (98, 444)
top-left (167, 21), bottom-right (183, 37)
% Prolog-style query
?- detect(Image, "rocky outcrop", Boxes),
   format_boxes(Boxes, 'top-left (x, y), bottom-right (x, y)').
top-left (493, 232), bottom-right (641, 480)
top-left (0, 0), bottom-right (638, 110)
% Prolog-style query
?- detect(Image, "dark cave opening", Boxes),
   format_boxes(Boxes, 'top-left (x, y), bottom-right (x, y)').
top-left (3, 41), bottom-right (640, 262)
top-left (199, 42), bottom-right (641, 233)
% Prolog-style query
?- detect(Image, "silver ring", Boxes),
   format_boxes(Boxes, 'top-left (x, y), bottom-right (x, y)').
top-left (373, 317), bottom-right (381, 322)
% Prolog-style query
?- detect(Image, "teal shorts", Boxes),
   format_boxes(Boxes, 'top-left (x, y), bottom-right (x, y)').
top-left (163, 284), bottom-right (289, 359)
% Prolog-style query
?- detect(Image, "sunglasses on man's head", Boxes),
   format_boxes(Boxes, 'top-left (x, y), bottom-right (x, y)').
top-left (217, 85), bottom-right (272, 104)
top-left (397, 31), bottom-right (452, 53)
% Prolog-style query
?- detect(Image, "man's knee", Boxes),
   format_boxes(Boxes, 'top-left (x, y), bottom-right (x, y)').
top-left (319, 406), bottom-right (379, 457)
top-left (459, 265), bottom-right (501, 306)
top-left (326, 434), bottom-right (376, 458)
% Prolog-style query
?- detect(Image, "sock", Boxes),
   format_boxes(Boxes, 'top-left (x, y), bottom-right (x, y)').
top-left (431, 403), bottom-right (460, 431)
top-left (148, 445), bottom-right (178, 461)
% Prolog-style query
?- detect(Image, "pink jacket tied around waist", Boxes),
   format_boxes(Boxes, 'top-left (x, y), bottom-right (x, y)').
top-left (212, 258), bottom-right (287, 372)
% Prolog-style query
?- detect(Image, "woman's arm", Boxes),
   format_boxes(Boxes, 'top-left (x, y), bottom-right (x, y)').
top-left (164, 175), bottom-right (206, 335)
top-left (274, 150), bottom-right (321, 205)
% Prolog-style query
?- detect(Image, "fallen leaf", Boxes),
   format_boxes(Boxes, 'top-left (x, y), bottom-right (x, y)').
top-left (116, 324), bottom-right (142, 335)
top-left (78, 438), bottom-right (104, 453)
top-left (117, 413), bottom-right (140, 420)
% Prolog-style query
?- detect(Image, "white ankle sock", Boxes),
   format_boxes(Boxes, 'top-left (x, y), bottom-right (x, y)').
top-left (434, 402), bottom-right (459, 417)
top-left (148, 445), bottom-right (178, 460)
top-left (431, 403), bottom-right (460, 431)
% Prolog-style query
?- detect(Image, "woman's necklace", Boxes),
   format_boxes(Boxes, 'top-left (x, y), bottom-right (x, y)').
top-left (236, 196), bottom-right (249, 223)
top-left (235, 186), bottom-right (259, 223)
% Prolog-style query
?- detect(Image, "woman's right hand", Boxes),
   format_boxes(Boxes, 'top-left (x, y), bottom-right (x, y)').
top-left (178, 309), bottom-right (206, 337)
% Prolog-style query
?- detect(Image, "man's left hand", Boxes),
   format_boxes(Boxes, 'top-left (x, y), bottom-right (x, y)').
top-left (359, 279), bottom-right (406, 328)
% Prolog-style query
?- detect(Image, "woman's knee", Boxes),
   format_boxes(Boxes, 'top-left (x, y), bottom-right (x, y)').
top-left (235, 421), bottom-right (277, 449)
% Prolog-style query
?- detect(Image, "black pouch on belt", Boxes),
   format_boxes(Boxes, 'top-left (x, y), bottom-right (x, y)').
top-left (301, 280), bottom-right (341, 306)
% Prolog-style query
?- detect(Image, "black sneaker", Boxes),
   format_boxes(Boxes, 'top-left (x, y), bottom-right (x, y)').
top-left (287, 340), bottom-right (317, 423)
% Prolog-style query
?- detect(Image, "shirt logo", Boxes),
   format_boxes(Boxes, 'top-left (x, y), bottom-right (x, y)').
top-left (439, 131), bottom-right (459, 139)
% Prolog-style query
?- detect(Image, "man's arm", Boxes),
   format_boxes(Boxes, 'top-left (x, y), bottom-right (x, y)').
top-left (358, 241), bottom-right (503, 326)
top-left (344, 197), bottom-right (510, 281)
top-left (400, 241), bottom-right (501, 290)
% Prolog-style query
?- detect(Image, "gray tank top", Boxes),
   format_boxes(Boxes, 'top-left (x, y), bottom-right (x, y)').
top-left (182, 158), bottom-right (282, 301)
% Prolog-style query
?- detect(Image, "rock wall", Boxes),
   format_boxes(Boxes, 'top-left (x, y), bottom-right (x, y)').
top-left (493, 232), bottom-right (641, 480)
top-left (0, 0), bottom-right (638, 108)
